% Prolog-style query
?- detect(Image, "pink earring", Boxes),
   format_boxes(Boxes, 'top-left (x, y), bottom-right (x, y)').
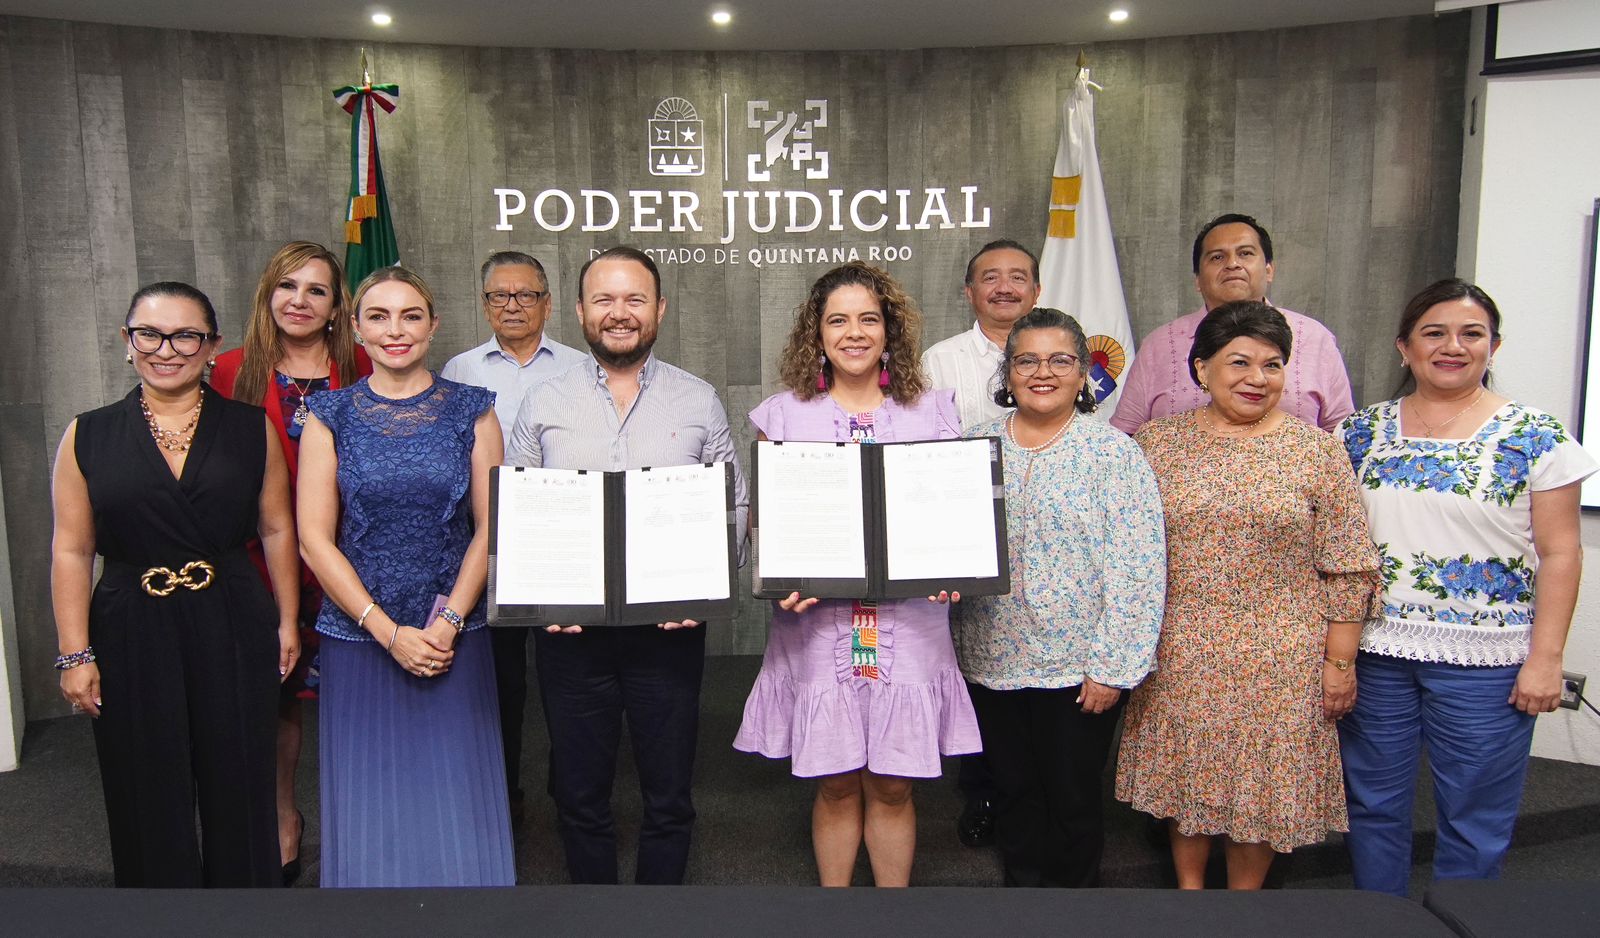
top-left (878, 351), bottom-right (890, 389)
top-left (816, 352), bottom-right (828, 392)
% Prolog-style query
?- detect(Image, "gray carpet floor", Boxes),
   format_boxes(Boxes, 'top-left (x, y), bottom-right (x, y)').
top-left (4, 655), bottom-right (1599, 892)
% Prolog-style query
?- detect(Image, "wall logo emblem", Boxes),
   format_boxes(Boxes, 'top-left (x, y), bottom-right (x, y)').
top-left (745, 99), bottom-right (829, 182)
top-left (649, 97), bottom-right (705, 177)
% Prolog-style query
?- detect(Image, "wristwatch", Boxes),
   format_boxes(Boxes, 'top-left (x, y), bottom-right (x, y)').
top-left (1326, 656), bottom-right (1354, 671)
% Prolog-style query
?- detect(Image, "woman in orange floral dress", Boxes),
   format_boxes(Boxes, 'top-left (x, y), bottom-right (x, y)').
top-left (1114, 301), bottom-right (1379, 889)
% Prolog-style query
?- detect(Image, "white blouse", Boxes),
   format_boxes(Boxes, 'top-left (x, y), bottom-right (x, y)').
top-left (1338, 399), bottom-right (1597, 666)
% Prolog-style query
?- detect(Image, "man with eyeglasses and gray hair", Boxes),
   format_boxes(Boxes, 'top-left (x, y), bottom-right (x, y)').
top-left (442, 250), bottom-right (585, 826)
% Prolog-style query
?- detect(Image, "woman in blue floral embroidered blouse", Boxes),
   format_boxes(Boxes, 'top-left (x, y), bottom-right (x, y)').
top-left (1337, 278), bottom-right (1596, 896)
top-left (952, 308), bottom-right (1166, 888)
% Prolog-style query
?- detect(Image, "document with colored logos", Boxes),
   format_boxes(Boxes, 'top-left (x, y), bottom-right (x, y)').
top-left (489, 463), bottom-right (737, 627)
top-left (750, 438), bottom-right (1009, 600)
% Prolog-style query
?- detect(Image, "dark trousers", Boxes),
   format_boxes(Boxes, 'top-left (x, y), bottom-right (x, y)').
top-left (534, 625), bottom-right (705, 885)
top-left (968, 682), bottom-right (1124, 888)
top-left (490, 624), bottom-right (532, 795)
top-left (90, 588), bottom-right (280, 887)
top-left (957, 753), bottom-right (996, 801)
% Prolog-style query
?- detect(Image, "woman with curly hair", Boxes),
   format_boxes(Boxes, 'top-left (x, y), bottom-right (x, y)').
top-left (734, 262), bottom-right (981, 886)
top-left (209, 240), bottom-right (371, 884)
top-left (1337, 279), bottom-right (1594, 895)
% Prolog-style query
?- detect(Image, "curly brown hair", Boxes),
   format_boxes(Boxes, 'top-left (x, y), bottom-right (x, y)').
top-left (777, 262), bottom-right (928, 405)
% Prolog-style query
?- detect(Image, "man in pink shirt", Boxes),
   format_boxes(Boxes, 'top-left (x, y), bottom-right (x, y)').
top-left (1109, 213), bottom-right (1354, 435)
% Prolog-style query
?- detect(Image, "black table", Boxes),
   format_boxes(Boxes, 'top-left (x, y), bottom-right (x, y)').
top-left (1424, 879), bottom-right (1600, 937)
top-left (3, 885), bottom-right (1455, 937)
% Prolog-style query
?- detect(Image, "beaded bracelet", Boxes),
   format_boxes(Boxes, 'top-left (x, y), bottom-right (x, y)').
top-left (437, 606), bottom-right (465, 632)
top-left (54, 647), bottom-right (96, 671)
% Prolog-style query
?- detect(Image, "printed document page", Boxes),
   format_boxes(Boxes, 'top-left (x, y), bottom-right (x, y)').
top-left (493, 468), bottom-right (607, 606)
top-left (624, 463), bottom-right (732, 604)
top-left (756, 442), bottom-right (867, 579)
top-left (881, 440), bottom-right (999, 581)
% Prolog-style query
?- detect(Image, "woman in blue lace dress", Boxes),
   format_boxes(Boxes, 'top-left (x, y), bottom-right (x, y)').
top-left (298, 266), bottom-right (514, 886)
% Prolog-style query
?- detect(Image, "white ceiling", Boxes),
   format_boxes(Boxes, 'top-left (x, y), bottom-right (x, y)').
top-left (0, 0), bottom-right (1440, 51)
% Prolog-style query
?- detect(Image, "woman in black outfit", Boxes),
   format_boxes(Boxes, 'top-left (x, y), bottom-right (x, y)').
top-left (50, 282), bottom-right (299, 887)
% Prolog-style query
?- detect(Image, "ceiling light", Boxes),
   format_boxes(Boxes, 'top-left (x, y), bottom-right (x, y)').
top-left (1108, 9), bottom-right (1129, 23)
top-left (371, 12), bottom-right (393, 26)
top-left (711, 9), bottom-right (733, 26)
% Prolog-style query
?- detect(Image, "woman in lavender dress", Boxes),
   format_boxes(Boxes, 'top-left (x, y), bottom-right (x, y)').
top-left (734, 262), bottom-right (981, 887)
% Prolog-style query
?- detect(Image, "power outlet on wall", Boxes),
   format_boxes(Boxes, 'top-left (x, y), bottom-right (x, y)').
top-left (1559, 671), bottom-right (1586, 711)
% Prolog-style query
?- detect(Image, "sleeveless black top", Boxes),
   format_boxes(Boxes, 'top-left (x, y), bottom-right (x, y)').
top-left (75, 384), bottom-right (278, 645)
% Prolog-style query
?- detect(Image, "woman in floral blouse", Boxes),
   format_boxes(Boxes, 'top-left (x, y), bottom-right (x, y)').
top-left (1337, 278), bottom-right (1595, 896)
top-left (954, 308), bottom-right (1165, 888)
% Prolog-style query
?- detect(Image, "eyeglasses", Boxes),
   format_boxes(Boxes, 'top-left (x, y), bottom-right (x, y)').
top-left (128, 327), bottom-right (213, 357)
top-left (484, 290), bottom-right (547, 308)
top-left (1010, 353), bottom-right (1080, 375)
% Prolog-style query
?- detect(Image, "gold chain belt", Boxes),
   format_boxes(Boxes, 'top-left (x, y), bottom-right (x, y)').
top-left (140, 560), bottom-right (217, 597)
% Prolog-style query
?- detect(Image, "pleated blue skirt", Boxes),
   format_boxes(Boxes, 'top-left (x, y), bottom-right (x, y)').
top-left (318, 627), bottom-right (515, 887)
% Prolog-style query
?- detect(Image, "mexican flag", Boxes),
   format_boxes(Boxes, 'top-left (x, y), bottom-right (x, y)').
top-left (332, 81), bottom-right (400, 290)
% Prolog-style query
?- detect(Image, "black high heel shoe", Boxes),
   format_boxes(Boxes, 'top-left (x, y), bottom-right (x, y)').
top-left (281, 809), bottom-right (304, 887)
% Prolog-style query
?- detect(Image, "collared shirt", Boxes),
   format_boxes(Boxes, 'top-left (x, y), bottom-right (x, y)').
top-left (441, 333), bottom-right (587, 437)
top-left (1108, 305), bottom-right (1355, 435)
top-left (922, 321), bottom-right (1008, 430)
top-left (506, 353), bottom-right (749, 566)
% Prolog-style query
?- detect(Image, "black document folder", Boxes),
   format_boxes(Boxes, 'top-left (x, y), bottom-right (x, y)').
top-left (750, 437), bottom-right (1009, 601)
top-left (488, 462), bottom-right (738, 627)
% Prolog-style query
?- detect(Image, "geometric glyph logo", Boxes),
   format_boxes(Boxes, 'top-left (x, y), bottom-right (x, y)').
top-left (648, 96), bottom-right (705, 177)
top-left (745, 99), bottom-right (829, 182)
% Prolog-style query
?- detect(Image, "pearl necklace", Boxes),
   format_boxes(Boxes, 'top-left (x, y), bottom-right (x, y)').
top-left (1407, 387), bottom-right (1485, 437)
top-left (140, 391), bottom-right (203, 453)
top-left (1007, 410), bottom-right (1075, 453)
top-left (1198, 405), bottom-right (1268, 436)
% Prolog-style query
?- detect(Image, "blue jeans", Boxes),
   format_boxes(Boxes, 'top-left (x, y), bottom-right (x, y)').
top-left (1338, 654), bottom-right (1535, 896)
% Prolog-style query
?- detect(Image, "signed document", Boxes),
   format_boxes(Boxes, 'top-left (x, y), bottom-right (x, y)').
top-left (490, 463), bottom-right (737, 626)
top-left (751, 438), bottom-right (1008, 600)
top-left (492, 468), bottom-right (606, 607)
top-left (755, 442), bottom-right (867, 580)
top-left (624, 463), bottom-right (733, 605)
top-left (882, 439), bottom-right (1000, 582)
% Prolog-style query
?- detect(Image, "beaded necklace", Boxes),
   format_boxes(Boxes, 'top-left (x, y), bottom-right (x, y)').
top-left (140, 390), bottom-right (203, 453)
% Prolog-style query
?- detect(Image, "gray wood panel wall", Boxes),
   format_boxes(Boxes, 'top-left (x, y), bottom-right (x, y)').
top-left (0, 12), bottom-right (1468, 718)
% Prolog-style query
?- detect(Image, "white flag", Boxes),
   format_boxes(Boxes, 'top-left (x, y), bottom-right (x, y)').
top-left (1038, 72), bottom-right (1135, 416)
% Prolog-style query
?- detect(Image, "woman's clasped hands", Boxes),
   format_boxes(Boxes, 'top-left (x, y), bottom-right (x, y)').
top-left (387, 619), bottom-right (456, 678)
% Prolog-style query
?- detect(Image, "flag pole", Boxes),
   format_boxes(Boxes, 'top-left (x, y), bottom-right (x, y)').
top-left (1075, 49), bottom-right (1104, 91)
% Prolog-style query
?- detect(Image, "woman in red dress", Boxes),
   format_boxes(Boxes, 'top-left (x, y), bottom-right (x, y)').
top-left (210, 241), bottom-right (371, 884)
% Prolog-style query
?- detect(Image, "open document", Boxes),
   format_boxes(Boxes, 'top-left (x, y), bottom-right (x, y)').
top-left (489, 463), bottom-right (737, 626)
top-left (751, 438), bottom-right (1008, 600)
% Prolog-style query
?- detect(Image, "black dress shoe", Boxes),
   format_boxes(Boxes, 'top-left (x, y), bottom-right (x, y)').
top-left (957, 797), bottom-right (996, 848)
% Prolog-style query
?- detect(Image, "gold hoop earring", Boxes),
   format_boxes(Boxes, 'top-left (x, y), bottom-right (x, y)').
top-left (125, 352), bottom-right (133, 364)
